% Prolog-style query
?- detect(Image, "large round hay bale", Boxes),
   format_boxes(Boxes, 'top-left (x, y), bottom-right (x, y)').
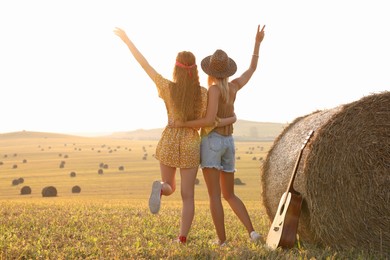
top-left (261, 92), bottom-right (389, 255)
top-left (71, 185), bottom-right (81, 193)
top-left (20, 186), bottom-right (32, 195)
top-left (41, 186), bottom-right (57, 197)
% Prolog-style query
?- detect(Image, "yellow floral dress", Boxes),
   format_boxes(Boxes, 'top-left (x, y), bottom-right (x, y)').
top-left (153, 74), bottom-right (208, 168)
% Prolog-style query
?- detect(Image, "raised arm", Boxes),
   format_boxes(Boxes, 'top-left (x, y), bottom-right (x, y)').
top-left (231, 24), bottom-right (265, 90)
top-left (114, 27), bottom-right (158, 81)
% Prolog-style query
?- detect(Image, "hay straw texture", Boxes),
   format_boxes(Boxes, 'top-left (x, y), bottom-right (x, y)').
top-left (261, 91), bottom-right (389, 255)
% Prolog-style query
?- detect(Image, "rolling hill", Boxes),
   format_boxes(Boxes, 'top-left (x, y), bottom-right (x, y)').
top-left (0, 131), bottom-right (79, 140)
top-left (109, 120), bottom-right (286, 141)
top-left (0, 120), bottom-right (286, 141)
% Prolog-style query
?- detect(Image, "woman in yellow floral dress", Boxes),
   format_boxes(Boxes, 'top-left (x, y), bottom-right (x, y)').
top-left (114, 27), bottom-right (235, 244)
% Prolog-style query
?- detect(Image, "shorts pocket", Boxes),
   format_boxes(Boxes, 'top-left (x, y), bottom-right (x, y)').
top-left (208, 134), bottom-right (223, 152)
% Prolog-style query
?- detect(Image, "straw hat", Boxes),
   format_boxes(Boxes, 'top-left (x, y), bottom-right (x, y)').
top-left (201, 49), bottom-right (237, 78)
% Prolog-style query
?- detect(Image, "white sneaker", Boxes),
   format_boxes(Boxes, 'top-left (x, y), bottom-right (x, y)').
top-left (211, 240), bottom-right (227, 247)
top-left (148, 181), bottom-right (162, 214)
top-left (219, 241), bottom-right (227, 247)
top-left (250, 231), bottom-right (264, 243)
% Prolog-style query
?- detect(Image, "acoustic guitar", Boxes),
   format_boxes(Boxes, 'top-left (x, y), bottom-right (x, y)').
top-left (266, 130), bottom-right (314, 249)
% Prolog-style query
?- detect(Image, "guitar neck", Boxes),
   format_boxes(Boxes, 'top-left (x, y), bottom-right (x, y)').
top-left (285, 149), bottom-right (304, 194)
top-left (284, 130), bottom-right (314, 194)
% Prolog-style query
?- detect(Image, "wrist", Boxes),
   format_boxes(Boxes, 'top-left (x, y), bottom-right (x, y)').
top-left (214, 117), bottom-right (221, 127)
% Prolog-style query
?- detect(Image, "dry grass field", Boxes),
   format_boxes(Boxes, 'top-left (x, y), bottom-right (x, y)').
top-left (0, 131), bottom-right (383, 259)
top-left (0, 131), bottom-right (269, 201)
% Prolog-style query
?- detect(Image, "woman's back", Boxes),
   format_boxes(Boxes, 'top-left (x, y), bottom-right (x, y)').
top-left (214, 82), bottom-right (238, 136)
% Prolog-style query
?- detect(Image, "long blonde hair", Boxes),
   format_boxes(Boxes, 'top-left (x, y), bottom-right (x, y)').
top-left (171, 51), bottom-right (201, 121)
top-left (208, 76), bottom-right (229, 103)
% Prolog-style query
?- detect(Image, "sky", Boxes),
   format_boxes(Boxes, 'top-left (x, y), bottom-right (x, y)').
top-left (0, 0), bottom-right (389, 135)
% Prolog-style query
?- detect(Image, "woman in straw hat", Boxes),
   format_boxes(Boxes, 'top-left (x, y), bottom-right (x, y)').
top-left (172, 24), bottom-right (266, 245)
top-left (113, 27), bottom-right (235, 244)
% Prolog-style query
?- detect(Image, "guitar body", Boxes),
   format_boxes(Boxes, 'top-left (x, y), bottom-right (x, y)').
top-left (266, 191), bottom-right (303, 249)
top-left (278, 192), bottom-right (303, 248)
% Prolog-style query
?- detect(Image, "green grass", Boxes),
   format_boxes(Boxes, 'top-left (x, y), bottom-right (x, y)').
top-left (0, 134), bottom-right (385, 259)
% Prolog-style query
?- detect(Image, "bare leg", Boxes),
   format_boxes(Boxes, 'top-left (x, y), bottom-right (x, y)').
top-left (179, 167), bottom-right (198, 238)
top-left (203, 167), bottom-right (226, 244)
top-left (160, 163), bottom-right (176, 196)
top-left (220, 171), bottom-right (254, 235)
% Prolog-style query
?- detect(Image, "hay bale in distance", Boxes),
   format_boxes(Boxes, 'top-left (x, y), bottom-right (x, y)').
top-left (72, 185), bottom-right (81, 193)
top-left (12, 179), bottom-right (19, 186)
top-left (234, 178), bottom-right (245, 185)
top-left (195, 178), bottom-right (200, 185)
top-left (70, 171), bottom-right (76, 177)
top-left (261, 91), bottom-right (390, 255)
top-left (20, 186), bottom-right (32, 195)
top-left (42, 186), bottom-right (57, 197)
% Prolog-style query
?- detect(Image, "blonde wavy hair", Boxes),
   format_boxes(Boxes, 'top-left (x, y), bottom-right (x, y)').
top-left (171, 51), bottom-right (202, 122)
top-left (208, 76), bottom-right (229, 103)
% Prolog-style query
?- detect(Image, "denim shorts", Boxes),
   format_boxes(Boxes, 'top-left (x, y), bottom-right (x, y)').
top-left (200, 131), bottom-right (236, 173)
